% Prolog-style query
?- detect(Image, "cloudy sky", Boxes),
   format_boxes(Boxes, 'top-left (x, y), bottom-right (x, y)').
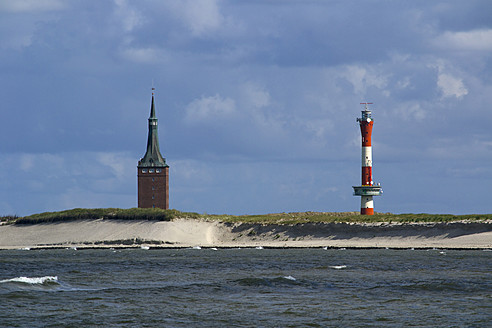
top-left (1, 0), bottom-right (491, 216)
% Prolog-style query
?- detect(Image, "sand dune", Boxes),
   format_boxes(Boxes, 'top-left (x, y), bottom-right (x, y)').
top-left (0, 219), bottom-right (491, 249)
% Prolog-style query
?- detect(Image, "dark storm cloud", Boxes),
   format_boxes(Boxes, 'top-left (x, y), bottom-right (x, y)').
top-left (1, 0), bottom-right (491, 215)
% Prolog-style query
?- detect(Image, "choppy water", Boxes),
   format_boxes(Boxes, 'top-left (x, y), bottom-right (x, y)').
top-left (1, 248), bottom-right (491, 327)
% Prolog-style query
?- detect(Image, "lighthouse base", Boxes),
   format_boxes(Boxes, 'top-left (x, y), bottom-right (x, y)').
top-left (360, 207), bottom-right (374, 215)
top-left (353, 185), bottom-right (382, 215)
top-left (360, 195), bottom-right (374, 215)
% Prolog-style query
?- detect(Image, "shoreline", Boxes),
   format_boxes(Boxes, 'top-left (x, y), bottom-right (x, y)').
top-left (4, 246), bottom-right (492, 251)
top-left (0, 218), bottom-right (491, 250)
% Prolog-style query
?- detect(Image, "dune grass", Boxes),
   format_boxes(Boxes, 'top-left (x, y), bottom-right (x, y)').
top-left (209, 212), bottom-right (492, 224)
top-left (10, 208), bottom-right (201, 225)
top-left (3, 208), bottom-right (491, 225)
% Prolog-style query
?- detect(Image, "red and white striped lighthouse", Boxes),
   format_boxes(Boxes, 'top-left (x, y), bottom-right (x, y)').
top-left (353, 103), bottom-right (382, 215)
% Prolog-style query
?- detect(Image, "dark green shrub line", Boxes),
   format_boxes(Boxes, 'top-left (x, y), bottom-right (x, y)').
top-left (12, 208), bottom-right (202, 225)
top-left (3, 208), bottom-right (492, 225)
top-left (212, 212), bottom-right (492, 224)
top-left (0, 215), bottom-right (19, 223)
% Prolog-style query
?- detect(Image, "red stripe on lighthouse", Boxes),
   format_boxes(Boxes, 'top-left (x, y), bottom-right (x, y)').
top-left (362, 166), bottom-right (372, 186)
top-left (360, 121), bottom-right (373, 147)
top-left (360, 207), bottom-right (374, 215)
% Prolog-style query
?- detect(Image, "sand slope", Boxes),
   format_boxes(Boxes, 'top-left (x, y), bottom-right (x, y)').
top-left (0, 219), bottom-right (491, 249)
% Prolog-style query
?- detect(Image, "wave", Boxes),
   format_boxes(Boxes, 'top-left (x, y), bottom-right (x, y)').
top-left (234, 276), bottom-right (301, 287)
top-left (0, 276), bottom-right (59, 285)
top-left (329, 265), bottom-right (347, 270)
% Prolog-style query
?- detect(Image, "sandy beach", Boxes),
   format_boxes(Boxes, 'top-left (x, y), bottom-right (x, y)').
top-left (0, 219), bottom-right (491, 249)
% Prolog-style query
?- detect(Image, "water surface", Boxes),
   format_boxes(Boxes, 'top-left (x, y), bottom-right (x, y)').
top-left (1, 248), bottom-right (490, 327)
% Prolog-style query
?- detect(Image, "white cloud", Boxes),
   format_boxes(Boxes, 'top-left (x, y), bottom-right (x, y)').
top-left (427, 137), bottom-right (492, 161)
top-left (171, 159), bottom-right (213, 183)
top-left (428, 61), bottom-right (468, 100)
top-left (18, 153), bottom-right (65, 174)
top-left (2, 151), bottom-right (134, 190)
top-left (237, 83), bottom-right (289, 134)
top-left (434, 29), bottom-right (492, 52)
top-left (401, 102), bottom-right (427, 121)
top-left (168, 0), bottom-right (224, 37)
top-left (185, 94), bottom-right (236, 122)
top-left (113, 0), bottom-right (142, 32)
top-left (396, 76), bottom-right (411, 90)
top-left (242, 82), bottom-right (270, 109)
top-left (342, 65), bottom-right (389, 96)
top-left (437, 72), bottom-right (468, 99)
top-left (0, 0), bottom-right (65, 49)
top-left (0, 0), bottom-right (64, 12)
top-left (97, 152), bottom-right (133, 179)
top-left (20, 154), bottom-right (35, 171)
top-left (120, 47), bottom-right (165, 63)
top-left (0, 152), bottom-right (136, 215)
top-left (304, 119), bottom-right (335, 140)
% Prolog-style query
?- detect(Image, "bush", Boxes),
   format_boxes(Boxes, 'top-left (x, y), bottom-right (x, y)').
top-left (9, 209), bottom-right (492, 225)
top-left (14, 208), bottom-right (201, 225)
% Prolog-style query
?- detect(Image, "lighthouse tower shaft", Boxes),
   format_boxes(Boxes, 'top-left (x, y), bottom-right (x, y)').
top-left (353, 105), bottom-right (382, 215)
top-left (360, 111), bottom-right (373, 186)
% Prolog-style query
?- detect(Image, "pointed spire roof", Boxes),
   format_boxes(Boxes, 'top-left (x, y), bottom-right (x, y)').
top-left (150, 92), bottom-right (156, 118)
top-left (138, 88), bottom-right (168, 168)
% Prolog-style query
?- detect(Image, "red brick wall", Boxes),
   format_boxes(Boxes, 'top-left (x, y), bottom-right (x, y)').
top-left (137, 167), bottom-right (169, 209)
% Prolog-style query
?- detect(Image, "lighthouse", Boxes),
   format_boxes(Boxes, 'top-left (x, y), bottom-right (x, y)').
top-left (353, 103), bottom-right (382, 215)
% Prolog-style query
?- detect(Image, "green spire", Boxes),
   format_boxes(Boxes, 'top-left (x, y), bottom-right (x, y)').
top-left (138, 88), bottom-right (168, 168)
top-left (150, 92), bottom-right (156, 119)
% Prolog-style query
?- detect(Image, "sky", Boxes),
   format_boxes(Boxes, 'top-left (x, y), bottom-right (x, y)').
top-left (1, 0), bottom-right (491, 216)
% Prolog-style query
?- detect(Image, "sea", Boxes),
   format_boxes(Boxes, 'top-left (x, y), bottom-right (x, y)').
top-left (0, 248), bottom-right (491, 327)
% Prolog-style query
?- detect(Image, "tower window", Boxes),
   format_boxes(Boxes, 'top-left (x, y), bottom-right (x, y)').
top-left (142, 169), bottom-right (147, 173)
top-left (156, 169), bottom-right (162, 173)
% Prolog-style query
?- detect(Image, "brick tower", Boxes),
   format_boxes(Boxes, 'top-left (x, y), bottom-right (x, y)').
top-left (137, 88), bottom-right (169, 209)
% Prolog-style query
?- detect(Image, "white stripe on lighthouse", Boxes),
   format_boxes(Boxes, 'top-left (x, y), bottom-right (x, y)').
top-left (362, 146), bottom-right (372, 167)
top-left (361, 196), bottom-right (374, 209)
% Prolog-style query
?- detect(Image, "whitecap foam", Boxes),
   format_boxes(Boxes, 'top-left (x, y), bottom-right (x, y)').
top-left (141, 246), bottom-right (150, 250)
top-left (255, 246), bottom-right (264, 250)
top-left (283, 275), bottom-right (296, 281)
top-left (192, 246), bottom-right (202, 250)
top-left (0, 276), bottom-right (58, 285)
top-left (329, 265), bottom-right (347, 270)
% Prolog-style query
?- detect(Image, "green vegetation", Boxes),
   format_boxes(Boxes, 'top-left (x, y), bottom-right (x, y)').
top-left (1, 209), bottom-right (491, 225)
top-left (8, 208), bottom-right (202, 225)
top-left (0, 215), bottom-right (19, 224)
top-left (209, 212), bottom-right (492, 225)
